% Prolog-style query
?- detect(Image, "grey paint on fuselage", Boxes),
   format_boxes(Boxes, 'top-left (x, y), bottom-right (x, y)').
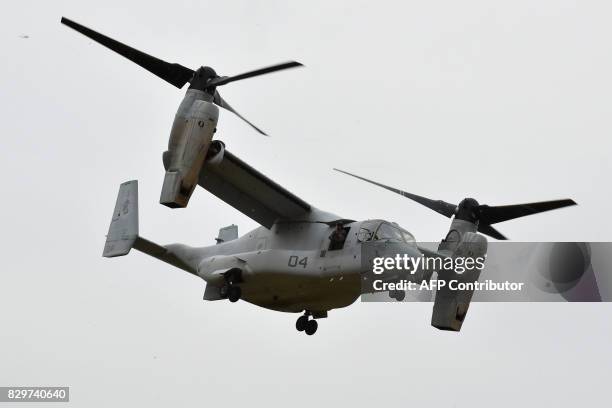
top-left (130, 202), bottom-right (418, 315)
top-left (163, 207), bottom-right (382, 314)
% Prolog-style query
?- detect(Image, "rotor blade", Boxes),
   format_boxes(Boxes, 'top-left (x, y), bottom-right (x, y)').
top-left (61, 17), bottom-right (194, 88)
top-left (477, 224), bottom-right (508, 240)
top-left (208, 61), bottom-right (303, 87)
top-left (213, 91), bottom-right (268, 136)
top-left (333, 169), bottom-right (457, 218)
top-left (479, 199), bottom-right (577, 225)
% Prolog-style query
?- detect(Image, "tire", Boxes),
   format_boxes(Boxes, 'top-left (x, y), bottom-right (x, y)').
top-left (304, 319), bottom-right (318, 335)
top-left (228, 286), bottom-right (241, 303)
top-left (296, 316), bottom-right (308, 331)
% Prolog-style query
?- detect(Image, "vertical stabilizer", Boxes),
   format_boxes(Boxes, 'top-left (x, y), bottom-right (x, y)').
top-left (103, 180), bottom-right (139, 257)
top-left (216, 224), bottom-right (238, 244)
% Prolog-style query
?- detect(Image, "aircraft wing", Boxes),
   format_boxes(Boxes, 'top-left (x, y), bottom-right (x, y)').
top-left (198, 142), bottom-right (311, 228)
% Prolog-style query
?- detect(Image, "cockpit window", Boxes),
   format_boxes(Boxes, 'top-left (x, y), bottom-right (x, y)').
top-left (357, 221), bottom-right (416, 244)
top-left (400, 228), bottom-right (415, 243)
top-left (374, 223), bottom-right (404, 242)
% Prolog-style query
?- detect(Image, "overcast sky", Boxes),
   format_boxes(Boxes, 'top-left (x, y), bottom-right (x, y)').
top-left (1, 0), bottom-right (611, 407)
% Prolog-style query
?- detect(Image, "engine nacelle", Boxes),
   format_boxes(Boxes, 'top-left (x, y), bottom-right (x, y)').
top-left (432, 228), bottom-right (488, 331)
top-left (453, 231), bottom-right (488, 260)
top-left (160, 89), bottom-right (219, 208)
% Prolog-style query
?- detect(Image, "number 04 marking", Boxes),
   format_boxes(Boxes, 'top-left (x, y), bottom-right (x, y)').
top-left (288, 256), bottom-right (308, 268)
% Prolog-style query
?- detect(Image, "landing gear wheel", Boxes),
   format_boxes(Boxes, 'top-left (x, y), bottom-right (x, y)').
top-left (296, 315), bottom-right (308, 332)
top-left (228, 286), bottom-right (241, 303)
top-left (389, 290), bottom-right (406, 302)
top-left (304, 319), bottom-right (318, 335)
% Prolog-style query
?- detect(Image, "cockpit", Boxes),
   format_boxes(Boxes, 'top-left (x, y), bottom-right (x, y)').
top-left (356, 220), bottom-right (415, 244)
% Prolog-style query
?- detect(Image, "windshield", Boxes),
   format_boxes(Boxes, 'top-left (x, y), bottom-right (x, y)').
top-left (375, 223), bottom-right (404, 242)
top-left (357, 221), bottom-right (415, 244)
top-left (398, 227), bottom-right (415, 243)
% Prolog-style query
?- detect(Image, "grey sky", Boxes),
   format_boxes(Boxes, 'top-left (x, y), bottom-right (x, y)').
top-left (1, 0), bottom-right (611, 406)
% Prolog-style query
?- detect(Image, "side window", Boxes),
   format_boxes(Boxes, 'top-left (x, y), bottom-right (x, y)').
top-left (328, 226), bottom-right (350, 251)
top-left (357, 221), bottom-right (379, 242)
top-left (357, 227), bottom-right (374, 242)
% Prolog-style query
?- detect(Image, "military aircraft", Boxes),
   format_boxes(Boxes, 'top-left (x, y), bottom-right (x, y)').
top-left (62, 18), bottom-right (577, 335)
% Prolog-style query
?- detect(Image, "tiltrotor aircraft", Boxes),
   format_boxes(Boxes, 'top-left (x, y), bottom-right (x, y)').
top-left (62, 18), bottom-right (577, 335)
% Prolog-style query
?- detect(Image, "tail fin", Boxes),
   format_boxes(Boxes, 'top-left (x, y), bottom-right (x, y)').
top-left (215, 224), bottom-right (238, 244)
top-left (103, 180), bottom-right (139, 257)
top-left (102, 180), bottom-right (198, 274)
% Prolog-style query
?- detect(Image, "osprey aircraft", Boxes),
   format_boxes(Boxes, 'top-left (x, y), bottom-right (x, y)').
top-left (62, 18), bottom-right (577, 335)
